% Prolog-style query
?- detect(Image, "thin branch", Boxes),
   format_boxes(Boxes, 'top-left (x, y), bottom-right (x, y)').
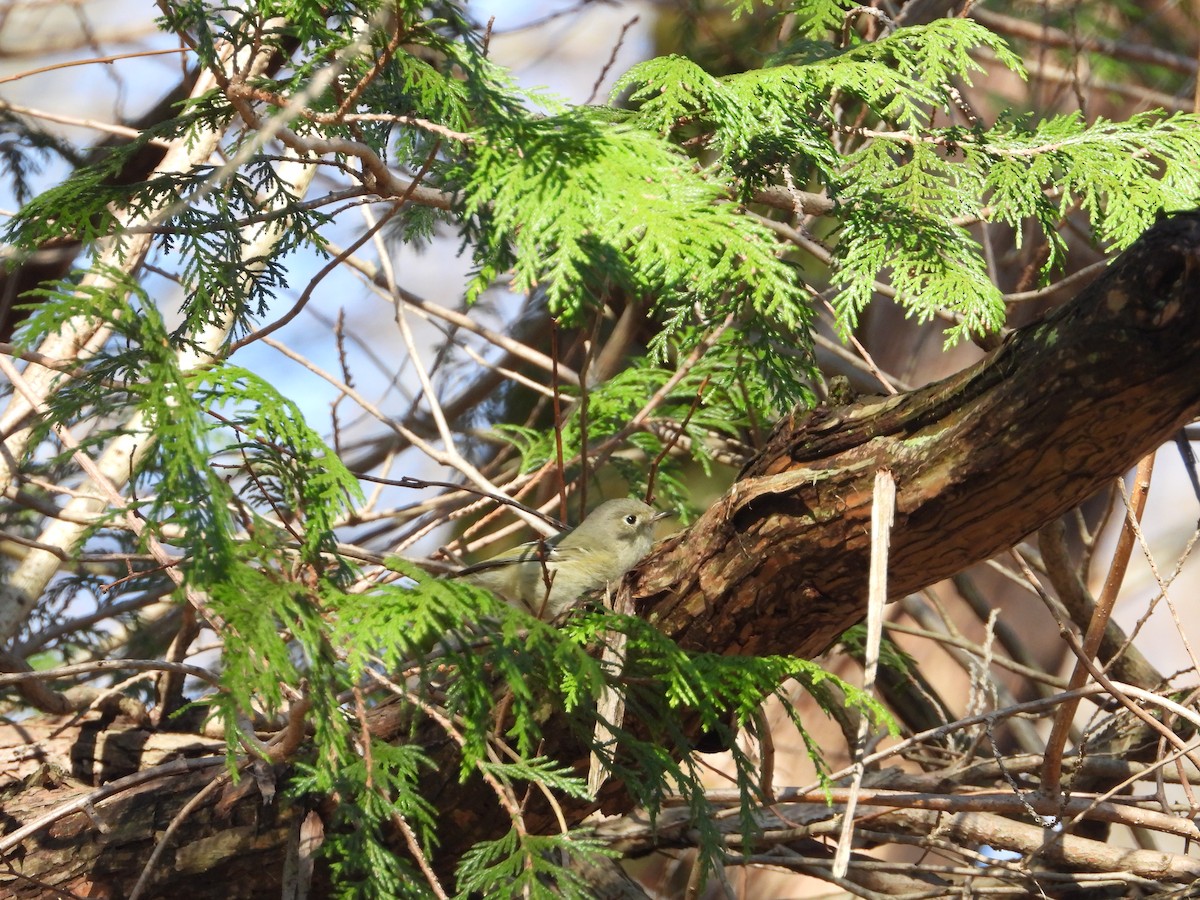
top-left (127, 770), bottom-right (231, 900)
top-left (260, 336), bottom-right (556, 538)
top-left (0, 47), bottom-right (189, 86)
top-left (1041, 456), bottom-right (1153, 797)
top-left (0, 657), bottom-right (220, 689)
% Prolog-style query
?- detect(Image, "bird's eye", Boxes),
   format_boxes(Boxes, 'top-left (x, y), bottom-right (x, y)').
top-left (624, 514), bottom-right (638, 526)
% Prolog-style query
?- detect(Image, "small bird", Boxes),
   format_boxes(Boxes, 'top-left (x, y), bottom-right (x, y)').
top-left (453, 498), bottom-right (672, 620)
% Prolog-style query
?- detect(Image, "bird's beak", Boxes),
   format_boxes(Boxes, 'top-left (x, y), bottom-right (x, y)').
top-left (650, 509), bottom-right (676, 524)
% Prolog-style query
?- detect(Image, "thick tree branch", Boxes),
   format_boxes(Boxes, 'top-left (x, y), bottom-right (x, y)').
top-left (634, 212), bottom-right (1200, 662)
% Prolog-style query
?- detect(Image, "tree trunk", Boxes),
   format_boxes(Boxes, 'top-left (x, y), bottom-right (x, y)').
top-left (3, 212), bottom-right (1200, 897)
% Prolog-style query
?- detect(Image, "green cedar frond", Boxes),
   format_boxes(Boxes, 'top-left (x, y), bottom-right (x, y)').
top-left (786, 0), bottom-right (863, 39)
top-left (13, 4), bottom-right (1199, 894)
top-left (0, 109), bottom-right (83, 205)
top-left (456, 829), bottom-right (615, 900)
top-left (290, 740), bottom-right (438, 898)
top-left (833, 201), bottom-right (1004, 343)
top-left (979, 111), bottom-right (1200, 249)
top-left (453, 830), bottom-right (614, 900)
top-left (829, 109), bottom-right (1200, 339)
top-left (460, 109), bottom-right (811, 338)
top-left (477, 757), bottom-right (591, 799)
top-left (191, 365), bottom-right (362, 560)
top-left (807, 19), bottom-right (1025, 127)
top-left (613, 55), bottom-right (724, 135)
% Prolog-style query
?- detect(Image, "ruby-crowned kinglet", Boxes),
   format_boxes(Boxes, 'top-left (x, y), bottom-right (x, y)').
top-left (453, 498), bottom-right (672, 620)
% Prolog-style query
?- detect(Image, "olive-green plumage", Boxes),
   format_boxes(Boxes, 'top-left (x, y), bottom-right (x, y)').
top-left (455, 498), bottom-right (670, 619)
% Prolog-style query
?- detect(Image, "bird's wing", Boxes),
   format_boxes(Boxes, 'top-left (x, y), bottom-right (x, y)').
top-left (451, 539), bottom-right (580, 578)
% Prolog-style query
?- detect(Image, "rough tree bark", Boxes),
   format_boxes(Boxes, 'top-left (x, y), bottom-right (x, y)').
top-left (2, 213), bottom-right (1199, 897)
top-left (638, 210), bottom-right (1200, 659)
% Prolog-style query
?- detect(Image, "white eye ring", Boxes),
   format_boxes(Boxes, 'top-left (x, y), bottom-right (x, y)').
top-left (624, 514), bottom-right (638, 525)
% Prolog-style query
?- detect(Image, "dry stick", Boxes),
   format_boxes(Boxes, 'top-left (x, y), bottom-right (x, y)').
top-left (2, 94), bottom-right (325, 643)
top-left (368, 144), bottom-right (440, 329)
top-left (184, 21), bottom-right (378, 222)
top-left (336, 248), bottom-right (588, 425)
top-left (0, 658), bottom-right (218, 689)
top-left (442, 314), bottom-right (734, 556)
top-left (698, 777), bottom-right (1200, 843)
top-left (819, 299), bottom-right (899, 395)
top-left (338, 255), bottom-right (582, 385)
top-left (1056, 623), bottom-right (1200, 779)
top-left (761, 855), bottom-right (1157, 889)
top-left (331, 308), bottom-right (352, 465)
top-left (883, 620), bottom-right (1069, 688)
top-left (584, 14), bottom-right (640, 105)
top-left (0, 46), bottom-right (188, 86)
top-left (394, 270), bottom-right (459, 454)
top-left (970, 7), bottom-right (1198, 75)
top-left (392, 281), bottom-right (565, 543)
top-left (0, 342), bottom-right (97, 376)
top-left (335, 16), bottom-right (407, 120)
top-left (588, 584), bottom-right (629, 797)
top-left (0, 100), bottom-right (174, 144)
top-left (489, 734), bottom-right (572, 841)
top-left (811, 332), bottom-right (913, 393)
top-left (364, 669), bottom-right (530, 835)
top-left (765, 683), bottom-right (1200, 818)
top-left (577, 315), bottom-right (600, 516)
top-left (550, 321), bottom-right (568, 522)
top-left (352, 680), bottom-right (449, 899)
top-left (16, 589), bottom-right (172, 655)
top-left (390, 807), bottom-right (451, 900)
top-left (1014, 50), bottom-right (1192, 117)
top-left (1043, 735), bottom-right (1200, 864)
top-left (358, 475), bottom-right (560, 530)
top-left (1037, 519), bottom-right (1160, 690)
top-left (832, 469), bottom-right (895, 880)
top-left (227, 203), bottom-right (399, 354)
top-left (266, 695), bottom-right (313, 765)
top-left (1115, 477), bottom-right (1200, 677)
top-left (1003, 259), bottom-right (1108, 303)
top-left (1, 484), bottom-right (112, 523)
top-left (1114, 523), bottom-right (1200, 667)
top-left (699, 774), bottom-right (1200, 874)
top-left (260, 337), bottom-right (553, 538)
top-left (127, 771), bottom-right (232, 900)
top-left (0, 649), bottom-right (75, 715)
top-left (0, 529), bottom-right (94, 560)
top-left (457, 340), bottom-right (557, 398)
top-left (1016, 551), bottom-right (1200, 785)
top-left (414, 315), bottom-right (731, 558)
top-left (1108, 479), bottom-right (1200, 814)
top-left (0, 358), bottom-right (195, 602)
top-left (1041, 455), bottom-right (1154, 798)
top-left (1, 358), bottom-right (272, 738)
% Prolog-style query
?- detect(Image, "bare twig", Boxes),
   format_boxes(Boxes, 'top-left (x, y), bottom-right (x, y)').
top-left (833, 470), bottom-right (894, 879)
top-left (1042, 456), bottom-right (1153, 797)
